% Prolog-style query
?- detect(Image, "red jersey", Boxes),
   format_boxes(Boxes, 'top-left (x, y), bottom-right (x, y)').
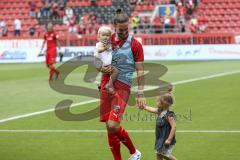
top-left (44, 32), bottom-right (59, 54)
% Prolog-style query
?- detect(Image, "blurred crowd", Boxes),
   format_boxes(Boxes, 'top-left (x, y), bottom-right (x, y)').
top-left (0, 0), bottom-right (209, 38)
top-left (130, 0), bottom-right (207, 34)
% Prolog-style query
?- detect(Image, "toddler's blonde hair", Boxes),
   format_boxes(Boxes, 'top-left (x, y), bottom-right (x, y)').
top-left (98, 26), bottom-right (112, 36)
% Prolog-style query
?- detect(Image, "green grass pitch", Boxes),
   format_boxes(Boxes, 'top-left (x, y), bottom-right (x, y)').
top-left (0, 61), bottom-right (240, 160)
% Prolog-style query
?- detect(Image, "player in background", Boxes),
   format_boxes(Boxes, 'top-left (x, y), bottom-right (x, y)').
top-left (39, 23), bottom-right (61, 81)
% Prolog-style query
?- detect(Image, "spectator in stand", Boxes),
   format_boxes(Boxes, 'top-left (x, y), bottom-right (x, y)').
top-left (68, 16), bottom-right (77, 35)
top-left (138, 16), bottom-right (145, 33)
top-left (51, 1), bottom-right (59, 20)
top-left (63, 16), bottom-right (69, 26)
top-left (193, 0), bottom-right (199, 6)
top-left (58, 0), bottom-right (65, 10)
top-left (190, 16), bottom-right (198, 33)
top-left (68, 24), bottom-right (78, 35)
top-left (77, 21), bottom-right (86, 35)
top-left (198, 16), bottom-right (208, 33)
top-left (186, 0), bottom-right (194, 15)
top-left (80, 13), bottom-right (96, 35)
top-left (2, 25), bottom-right (8, 37)
top-left (163, 16), bottom-right (171, 33)
top-left (63, 7), bottom-right (74, 26)
top-left (29, 25), bottom-right (36, 37)
top-left (169, 16), bottom-right (175, 32)
top-left (93, 23), bottom-right (100, 36)
top-left (141, 16), bottom-right (151, 33)
top-left (42, 0), bottom-right (51, 17)
top-left (37, 8), bottom-right (43, 19)
top-left (177, 2), bottom-right (185, 17)
top-left (59, 9), bottom-right (65, 19)
top-left (177, 2), bottom-right (186, 24)
top-left (152, 16), bottom-right (162, 33)
top-left (29, 1), bottom-right (37, 18)
top-left (131, 15), bottom-right (139, 34)
top-left (58, 0), bottom-right (65, 18)
top-left (137, 0), bottom-right (143, 5)
top-left (130, 0), bottom-right (137, 5)
top-left (90, 13), bottom-right (97, 24)
top-left (144, 16), bottom-right (151, 33)
top-left (65, 7), bottom-right (74, 19)
top-left (90, 0), bottom-right (97, 5)
top-left (138, 17), bottom-right (143, 33)
top-left (0, 19), bottom-right (6, 37)
top-left (14, 18), bottom-right (21, 37)
top-left (178, 20), bottom-right (185, 33)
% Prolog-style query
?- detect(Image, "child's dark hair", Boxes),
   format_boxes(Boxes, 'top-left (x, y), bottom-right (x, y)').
top-left (113, 8), bottom-right (129, 24)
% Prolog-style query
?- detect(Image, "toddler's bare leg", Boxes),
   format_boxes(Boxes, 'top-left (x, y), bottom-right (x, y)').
top-left (105, 66), bottom-right (118, 94)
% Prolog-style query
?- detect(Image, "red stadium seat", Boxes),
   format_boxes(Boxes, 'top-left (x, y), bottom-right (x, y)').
top-left (209, 0), bottom-right (215, 4)
top-left (208, 21), bottom-right (214, 28)
top-left (215, 21), bottom-right (222, 27)
top-left (201, 0), bottom-right (208, 3)
top-left (219, 27), bottom-right (227, 33)
top-left (227, 27), bottom-right (234, 33)
top-left (22, 26), bottom-right (29, 32)
top-left (234, 27), bottom-right (240, 33)
top-left (216, 15), bottom-right (223, 21)
top-left (232, 15), bottom-right (238, 22)
top-left (211, 27), bottom-right (219, 33)
top-left (224, 15), bottom-right (231, 21)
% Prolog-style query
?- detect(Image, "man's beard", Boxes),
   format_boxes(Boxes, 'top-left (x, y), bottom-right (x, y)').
top-left (118, 32), bottom-right (128, 39)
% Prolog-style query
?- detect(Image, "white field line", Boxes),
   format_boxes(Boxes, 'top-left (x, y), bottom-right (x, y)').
top-left (0, 130), bottom-right (239, 133)
top-left (0, 99), bottom-right (99, 123)
top-left (0, 70), bottom-right (239, 124)
top-left (171, 70), bottom-right (240, 85)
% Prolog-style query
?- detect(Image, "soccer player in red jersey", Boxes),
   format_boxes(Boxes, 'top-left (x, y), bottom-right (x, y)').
top-left (98, 9), bottom-right (146, 160)
top-left (39, 23), bottom-right (61, 81)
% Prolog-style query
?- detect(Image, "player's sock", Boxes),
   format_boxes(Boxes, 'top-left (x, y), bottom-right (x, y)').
top-left (54, 69), bottom-right (60, 80)
top-left (49, 66), bottom-right (60, 80)
top-left (49, 66), bottom-right (56, 73)
top-left (108, 131), bottom-right (122, 160)
top-left (116, 126), bottom-right (136, 154)
top-left (48, 67), bottom-right (55, 81)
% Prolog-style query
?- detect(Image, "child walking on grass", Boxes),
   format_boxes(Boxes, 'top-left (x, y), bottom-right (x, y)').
top-left (140, 93), bottom-right (177, 160)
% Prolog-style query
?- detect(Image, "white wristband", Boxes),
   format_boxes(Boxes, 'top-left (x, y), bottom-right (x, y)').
top-left (137, 90), bottom-right (144, 95)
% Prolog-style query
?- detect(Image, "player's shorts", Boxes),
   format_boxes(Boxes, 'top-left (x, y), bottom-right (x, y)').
top-left (46, 53), bottom-right (56, 65)
top-left (99, 78), bottom-right (130, 122)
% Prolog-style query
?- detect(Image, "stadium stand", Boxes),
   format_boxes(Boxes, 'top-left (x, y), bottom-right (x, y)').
top-left (195, 0), bottom-right (240, 33)
top-left (0, 0), bottom-right (239, 38)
